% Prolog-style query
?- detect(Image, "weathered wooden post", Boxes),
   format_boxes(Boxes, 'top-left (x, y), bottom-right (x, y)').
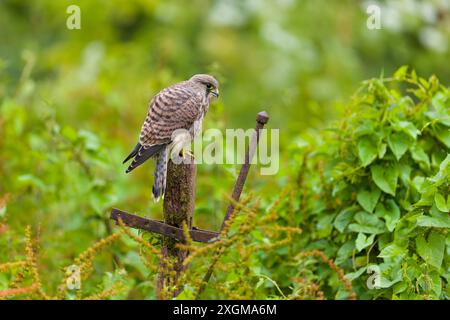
top-left (156, 155), bottom-right (196, 299)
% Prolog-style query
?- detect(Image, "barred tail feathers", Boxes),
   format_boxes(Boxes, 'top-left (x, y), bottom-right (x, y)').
top-left (152, 146), bottom-right (168, 202)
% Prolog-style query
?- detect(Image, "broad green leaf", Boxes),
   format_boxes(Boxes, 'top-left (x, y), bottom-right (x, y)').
top-left (433, 124), bottom-right (450, 148)
top-left (410, 145), bottom-right (430, 169)
top-left (429, 271), bottom-right (442, 297)
top-left (17, 174), bottom-right (47, 191)
top-left (429, 154), bottom-right (450, 185)
top-left (387, 132), bottom-right (412, 160)
top-left (434, 193), bottom-right (448, 212)
top-left (79, 130), bottom-right (100, 151)
top-left (357, 187), bottom-right (381, 213)
top-left (417, 215), bottom-right (450, 228)
top-left (416, 231), bottom-right (445, 268)
top-left (378, 143), bottom-right (387, 159)
top-left (333, 208), bottom-right (355, 232)
top-left (349, 211), bottom-right (386, 234)
top-left (355, 233), bottom-right (375, 252)
top-left (354, 121), bottom-right (376, 137)
top-left (61, 125), bottom-right (78, 141)
top-left (419, 77), bottom-right (429, 89)
top-left (345, 267), bottom-right (367, 281)
top-left (378, 273), bottom-right (402, 288)
top-left (412, 176), bottom-right (425, 192)
top-left (393, 121), bottom-right (420, 140)
top-left (317, 214), bottom-right (335, 237)
top-left (378, 243), bottom-right (406, 258)
top-left (410, 69), bottom-right (418, 81)
top-left (336, 240), bottom-right (355, 265)
top-left (354, 210), bottom-right (383, 226)
top-left (393, 282), bottom-right (408, 295)
top-left (426, 110), bottom-right (450, 127)
top-left (348, 223), bottom-right (385, 234)
top-left (375, 199), bottom-right (400, 232)
top-left (394, 65), bottom-right (408, 79)
top-left (357, 137), bottom-right (378, 167)
top-left (431, 92), bottom-right (449, 117)
top-left (417, 206), bottom-right (450, 228)
top-left (398, 163), bottom-right (411, 185)
top-left (371, 164), bottom-right (398, 196)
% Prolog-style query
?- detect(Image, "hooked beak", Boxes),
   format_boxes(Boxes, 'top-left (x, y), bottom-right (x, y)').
top-left (210, 88), bottom-right (219, 98)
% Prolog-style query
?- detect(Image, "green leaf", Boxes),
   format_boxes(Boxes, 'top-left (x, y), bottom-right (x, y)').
top-left (79, 130), bottom-right (100, 151)
top-left (417, 216), bottom-right (450, 228)
top-left (434, 193), bottom-right (448, 212)
top-left (355, 233), bottom-right (375, 252)
top-left (17, 174), bottom-right (47, 191)
top-left (410, 145), bottom-right (430, 169)
top-left (420, 205), bottom-right (450, 228)
top-left (317, 214), bottom-right (335, 237)
top-left (348, 223), bottom-right (384, 234)
top-left (433, 124), bottom-right (450, 148)
top-left (387, 132), bottom-right (412, 160)
top-left (333, 208), bottom-right (355, 232)
top-left (371, 164), bottom-right (398, 196)
top-left (417, 214), bottom-right (450, 228)
top-left (378, 243), bottom-right (406, 259)
top-left (398, 163), bottom-right (411, 185)
top-left (357, 187), bottom-right (381, 213)
top-left (349, 211), bottom-right (386, 234)
top-left (378, 143), bottom-right (387, 159)
top-left (394, 65), bottom-right (408, 79)
top-left (354, 121), bottom-right (376, 137)
top-left (336, 240), bottom-right (355, 265)
top-left (357, 137), bottom-right (378, 167)
top-left (412, 176), bottom-right (425, 192)
top-left (345, 267), bottom-right (367, 281)
top-left (379, 273), bottom-right (402, 289)
top-left (416, 231), bottom-right (445, 268)
top-left (429, 154), bottom-right (450, 185)
top-left (375, 199), bottom-right (400, 232)
top-left (354, 211), bottom-right (382, 226)
top-left (393, 121), bottom-right (420, 140)
top-left (61, 125), bottom-right (78, 141)
top-left (411, 69), bottom-right (418, 81)
top-left (429, 271), bottom-right (442, 297)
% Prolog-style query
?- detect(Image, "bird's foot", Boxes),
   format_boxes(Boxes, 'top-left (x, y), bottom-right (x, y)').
top-left (169, 147), bottom-right (194, 164)
top-left (180, 148), bottom-right (195, 159)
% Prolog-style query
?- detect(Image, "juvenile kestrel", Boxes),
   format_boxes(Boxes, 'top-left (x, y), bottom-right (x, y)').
top-left (123, 74), bottom-right (219, 201)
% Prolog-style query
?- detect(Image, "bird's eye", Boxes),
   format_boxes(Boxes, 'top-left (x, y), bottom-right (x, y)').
top-left (206, 83), bottom-right (213, 90)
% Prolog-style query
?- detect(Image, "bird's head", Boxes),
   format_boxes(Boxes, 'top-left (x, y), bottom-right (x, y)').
top-left (189, 74), bottom-right (220, 99)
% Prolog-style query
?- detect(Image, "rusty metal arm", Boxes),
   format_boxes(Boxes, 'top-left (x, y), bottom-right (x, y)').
top-left (220, 111), bottom-right (269, 231)
top-left (110, 208), bottom-right (219, 243)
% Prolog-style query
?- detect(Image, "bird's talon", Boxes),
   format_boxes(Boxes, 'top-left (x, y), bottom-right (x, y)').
top-left (184, 149), bottom-right (195, 159)
top-left (179, 148), bottom-right (194, 159)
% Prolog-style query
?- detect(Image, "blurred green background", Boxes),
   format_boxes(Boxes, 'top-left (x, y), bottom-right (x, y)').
top-left (0, 0), bottom-right (449, 298)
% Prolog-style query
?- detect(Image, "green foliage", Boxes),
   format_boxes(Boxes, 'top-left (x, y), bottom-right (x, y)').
top-left (294, 67), bottom-right (450, 299)
top-left (0, 226), bottom-right (129, 300)
top-left (1, 0), bottom-right (449, 300)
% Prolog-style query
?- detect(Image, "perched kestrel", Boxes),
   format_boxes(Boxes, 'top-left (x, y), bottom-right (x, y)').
top-left (123, 74), bottom-right (219, 201)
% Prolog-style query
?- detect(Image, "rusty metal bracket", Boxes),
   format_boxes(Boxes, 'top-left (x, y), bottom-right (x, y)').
top-left (111, 208), bottom-right (219, 243)
top-left (221, 111), bottom-right (269, 231)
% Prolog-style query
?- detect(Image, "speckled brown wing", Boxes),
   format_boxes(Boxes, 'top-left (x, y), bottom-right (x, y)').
top-left (139, 84), bottom-right (203, 146)
top-left (124, 84), bottom-right (203, 173)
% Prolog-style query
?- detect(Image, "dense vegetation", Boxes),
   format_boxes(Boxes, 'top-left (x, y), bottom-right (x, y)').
top-left (294, 68), bottom-right (450, 299)
top-left (0, 1), bottom-right (449, 300)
